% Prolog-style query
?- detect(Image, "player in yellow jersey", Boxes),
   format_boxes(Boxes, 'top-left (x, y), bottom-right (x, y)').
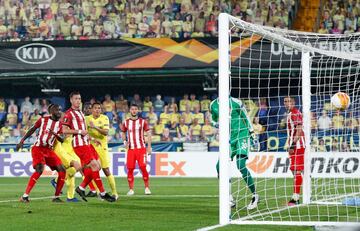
top-left (85, 102), bottom-right (118, 200)
top-left (53, 135), bottom-right (82, 202)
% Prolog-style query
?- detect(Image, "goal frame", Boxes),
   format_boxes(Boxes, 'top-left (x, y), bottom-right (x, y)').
top-left (217, 13), bottom-right (360, 227)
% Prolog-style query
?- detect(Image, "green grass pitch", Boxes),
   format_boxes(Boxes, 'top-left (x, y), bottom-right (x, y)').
top-left (0, 177), bottom-right (344, 231)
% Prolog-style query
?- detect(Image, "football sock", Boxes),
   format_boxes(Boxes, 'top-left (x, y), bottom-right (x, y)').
top-left (80, 168), bottom-right (93, 189)
top-left (237, 157), bottom-right (256, 194)
top-left (140, 166), bottom-right (149, 188)
top-left (127, 168), bottom-right (134, 189)
top-left (294, 172), bottom-right (303, 195)
top-left (25, 171), bottom-right (42, 195)
top-left (92, 171), bottom-right (105, 193)
top-left (106, 174), bottom-right (117, 195)
top-left (55, 171), bottom-right (66, 196)
top-left (66, 173), bottom-right (75, 199)
top-left (88, 181), bottom-right (98, 193)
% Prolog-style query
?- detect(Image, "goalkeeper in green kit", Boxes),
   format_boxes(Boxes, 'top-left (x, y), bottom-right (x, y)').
top-left (210, 97), bottom-right (259, 210)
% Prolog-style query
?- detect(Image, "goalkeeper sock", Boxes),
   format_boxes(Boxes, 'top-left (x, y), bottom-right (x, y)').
top-left (66, 174), bottom-right (75, 199)
top-left (237, 157), bottom-right (256, 194)
top-left (25, 171), bottom-right (42, 195)
top-left (127, 168), bottom-right (134, 189)
top-left (294, 172), bottom-right (303, 195)
top-left (106, 174), bottom-right (118, 196)
top-left (140, 166), bottom-right (149, 188)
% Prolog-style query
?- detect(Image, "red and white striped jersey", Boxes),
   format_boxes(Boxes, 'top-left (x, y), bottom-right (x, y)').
top-left (287, 107), bottom-right (305, 149)
top-left (121, 118), bottom-right (149, 149)
top-left (63, 108), bottom-right (89, 147)
top-left (34, 116), bottom-right (62, 148)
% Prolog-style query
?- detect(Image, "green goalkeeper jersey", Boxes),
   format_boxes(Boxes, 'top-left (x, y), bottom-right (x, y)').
top-left (210, 97), bottom-right (254, 158)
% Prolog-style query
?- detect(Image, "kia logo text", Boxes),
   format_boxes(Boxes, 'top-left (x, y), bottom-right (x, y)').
top-left (15, 43), bottom-right (56, 64)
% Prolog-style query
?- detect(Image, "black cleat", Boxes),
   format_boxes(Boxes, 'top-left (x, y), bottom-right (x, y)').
top-left (100, 193), bottom-right (116, 202)
top-left (20, 196), bottom-right (30, 203)
top-left (75, 187), bottom-right (88, 202)
top-left (52, 197), bottom-right (64, 203)
top-left (287, 199), bottom-right (300, 206)
top-left (86, 191), bottom-right (97, 197)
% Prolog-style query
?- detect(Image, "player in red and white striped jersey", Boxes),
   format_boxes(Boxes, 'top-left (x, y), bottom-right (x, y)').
top-left (62, 91), bottom-right (115, 202)
top-left (284, 96), bottom-right (305, 206)
top-left (121, 104), bottom-right (152, 195)
top-left (16, 104), bottom-right (66, 203)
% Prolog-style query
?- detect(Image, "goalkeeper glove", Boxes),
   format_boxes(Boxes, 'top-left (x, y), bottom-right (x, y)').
top-left (250, 132), bottom-right (260, 151)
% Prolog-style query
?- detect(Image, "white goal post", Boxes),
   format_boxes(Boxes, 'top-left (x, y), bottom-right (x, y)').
top-left (217, 13), bottom-right (360, 228)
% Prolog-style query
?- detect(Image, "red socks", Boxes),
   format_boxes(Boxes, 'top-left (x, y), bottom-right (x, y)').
top-left (294, 172), bottom-right (303, 194)
top-left (88, 181), bottom-right (96, 191)
top-left (140, 166), bottom-right (149, 188)
top-left (25, 171), bottom-right (42, 194)
top-left (55, 171), bottom-right (65, 196)
top-left (92, 170), bottom-right (105, 193)
top-left (127, 168), bottom-right (134, 189)
top-left (80, 168), bottom-right (93, 189)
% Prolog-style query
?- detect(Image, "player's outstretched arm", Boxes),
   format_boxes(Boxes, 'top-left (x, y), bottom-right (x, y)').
top-left (16, 125), bottom-right (37, 151)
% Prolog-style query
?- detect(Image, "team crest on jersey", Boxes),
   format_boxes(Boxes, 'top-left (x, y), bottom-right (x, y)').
top-left (63, 118), bottom-right (68, 123)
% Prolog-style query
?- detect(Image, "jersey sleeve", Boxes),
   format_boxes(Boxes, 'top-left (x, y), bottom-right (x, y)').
top-left (143, 119), bottom-right (149, 131)
top-left (62, 111), bottom-right (72, 128)
top-left (120, 120), bottom-right (127, 132)
top-left (291, 110), bottom-right (303, 126)
top-left (33, 117), bottom-right (42, 129)
top-left (209, 99), bottom-right (219, 123)
top-left (102, 116), bottom-right (110, 130)
top-left (233, 98), bottom-right (254, 132)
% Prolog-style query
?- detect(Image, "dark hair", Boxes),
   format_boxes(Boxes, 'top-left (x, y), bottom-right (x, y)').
top-left (92, 101), bottom-right (102, 107)
top-left (48, 103), bottom-right (58, 112)
top-left (130, 103), bottom-right (139, 108)
top-left (69, 91), bottom-right (80, 98)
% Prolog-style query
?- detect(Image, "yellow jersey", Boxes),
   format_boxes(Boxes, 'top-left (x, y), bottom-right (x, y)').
top-left (85, 114), bottom-right (109, 147)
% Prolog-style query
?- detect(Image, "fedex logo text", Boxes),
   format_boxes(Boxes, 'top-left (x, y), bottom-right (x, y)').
top-left (113, 153), bottom-right (186, 176)
top-left (0, 154), bottom-right (33, 176)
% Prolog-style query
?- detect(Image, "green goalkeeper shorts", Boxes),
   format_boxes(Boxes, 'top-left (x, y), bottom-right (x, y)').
top-left (230, 138), bottom-right (249, 160)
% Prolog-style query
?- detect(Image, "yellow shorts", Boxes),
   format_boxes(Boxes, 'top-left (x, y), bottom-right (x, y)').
top-left (93, 144), bottom-right (110, 169)
top-left (53, 141), bottom-right (80, 169)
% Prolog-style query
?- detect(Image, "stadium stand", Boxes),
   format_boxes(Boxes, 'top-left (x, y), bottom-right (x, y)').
top-left (0, 0), bottom-right (297, 41)
top-left (0, 94), bottom-right (358, 152)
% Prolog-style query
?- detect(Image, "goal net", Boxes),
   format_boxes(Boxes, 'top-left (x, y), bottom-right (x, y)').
top-left (218, 13), bottom-right (360, 227)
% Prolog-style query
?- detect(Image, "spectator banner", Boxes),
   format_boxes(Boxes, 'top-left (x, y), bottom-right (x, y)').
top-left (1, 151), bottom-right (359, 178)
top-left (0, 37), bottom-right (358, 72)
top-left (0, 36), bottom-right (346, 72)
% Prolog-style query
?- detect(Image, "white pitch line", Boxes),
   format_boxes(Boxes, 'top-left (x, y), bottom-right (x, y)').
top-left (0, 195), bottom-right (218, 203)
top-left (0, 196), bottom-right (55, 203)
top-left (128, 195), bottom-right (218, 198)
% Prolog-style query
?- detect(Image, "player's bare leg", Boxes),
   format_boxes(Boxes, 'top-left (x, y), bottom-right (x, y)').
top-left (20, 164), bottom-right (44, 203)
top-left (103, 167), bottom-right (118, 200)
top-left (76, 159), bottom-right (115, 202)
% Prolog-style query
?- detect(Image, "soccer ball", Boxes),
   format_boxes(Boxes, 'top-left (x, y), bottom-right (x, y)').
top-left (331, 92), bottom-right (350, 110)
